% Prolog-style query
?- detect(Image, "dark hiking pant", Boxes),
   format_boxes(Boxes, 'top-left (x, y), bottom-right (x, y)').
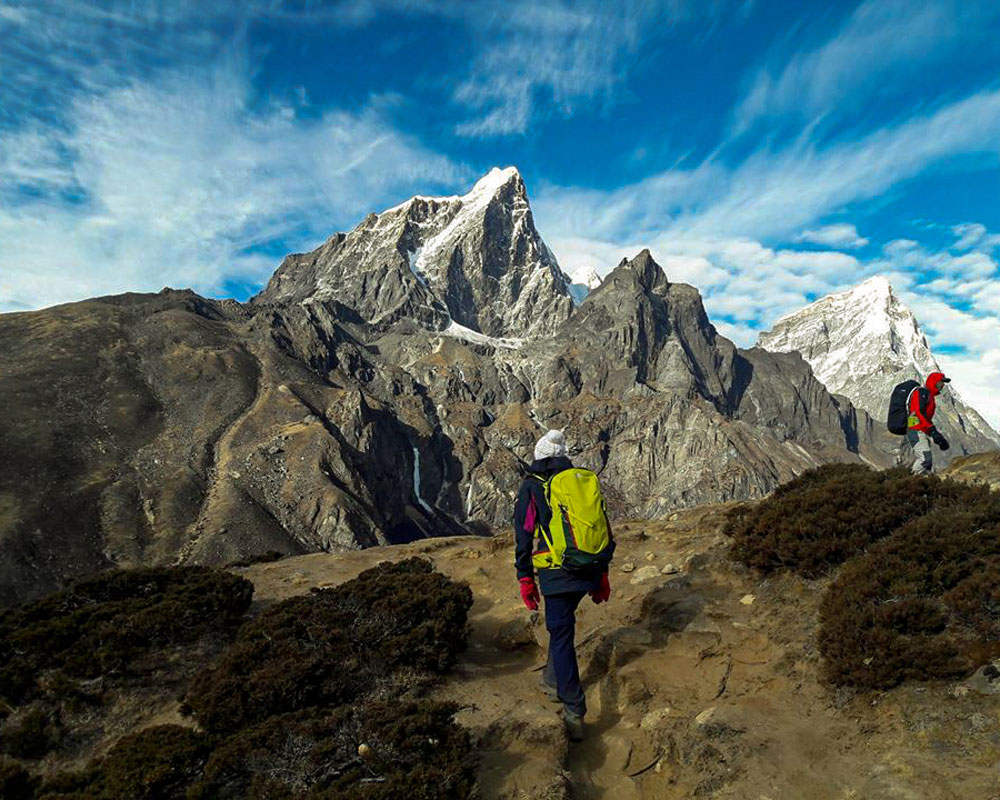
top-left (541, 591), bottom-right (587, 717)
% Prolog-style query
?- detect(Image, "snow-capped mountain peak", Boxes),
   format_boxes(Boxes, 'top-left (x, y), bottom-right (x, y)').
top-left (254, 166), bottom-right (573, 338)
top-left (758, 276), bottom-right (1000, 453)
top-left (567, 267), bottom-right (604, 305)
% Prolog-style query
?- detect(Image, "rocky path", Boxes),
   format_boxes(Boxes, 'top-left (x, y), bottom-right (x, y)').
top-left (245, 506), bottom-right (1000, 799)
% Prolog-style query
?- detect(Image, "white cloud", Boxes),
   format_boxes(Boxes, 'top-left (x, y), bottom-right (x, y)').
top-left (536, 85), bottom-right (1000, 246)
top-left (0, 62), bottom-right (467, 311)
top-left (952, 222), bottom-right (1000, 252)
top-left (686, 89), bottom-right (1000, 241)
top-left (0, 3), bottom-right (27, 24)
top-left (730, 0), bottom-right (998, 137)
top-left (938, 350), bottom-right (1000, 430)
top-left (449, 0), bottom-right (735, 137)
top-left (884, 238), bottom-right (920, 256)
top-left (797, 223), bottom-right (868, 249)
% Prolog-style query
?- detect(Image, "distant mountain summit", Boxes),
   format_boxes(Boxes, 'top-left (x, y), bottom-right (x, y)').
top-left (568, 268), bottom-right (603, 305)
top-left (757, 276), bottom-right (1000, 456)
top-left (254, 167), bottom-right (574, 338)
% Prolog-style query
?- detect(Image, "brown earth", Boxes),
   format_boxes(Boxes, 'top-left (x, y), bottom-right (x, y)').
top-left (240, 506), bottom-right (1000, 800)
top-left (942, 451), bottom-right (1000, 493)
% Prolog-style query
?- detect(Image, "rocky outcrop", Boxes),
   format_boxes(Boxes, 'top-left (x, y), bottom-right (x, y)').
top-left (253, 167), bottom-right (574, 339)
top-left (757, 276), bottom-right (1000, 459)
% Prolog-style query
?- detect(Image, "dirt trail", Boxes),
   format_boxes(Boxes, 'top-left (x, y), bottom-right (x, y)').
top-left (246, 507), bottom-right (1000, 799)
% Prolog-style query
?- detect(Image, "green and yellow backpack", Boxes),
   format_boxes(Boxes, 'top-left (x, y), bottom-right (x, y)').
top-left (531, 468), bottom-right (613, 574)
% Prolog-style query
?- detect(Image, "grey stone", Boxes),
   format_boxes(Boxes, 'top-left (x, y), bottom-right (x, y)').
top-left (629, 565), bottom-right (661, 584)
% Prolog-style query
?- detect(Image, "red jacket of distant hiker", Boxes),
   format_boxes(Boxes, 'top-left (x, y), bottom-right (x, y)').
top-left (907, 371), bottom-right (946, 432)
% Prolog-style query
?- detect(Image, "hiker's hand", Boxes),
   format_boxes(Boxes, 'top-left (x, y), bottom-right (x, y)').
top-left (590, 573), bottom-right (611, 604)
top-left (932, 430), bottom-right (950, 451)
top-left (519, 577), bottom-right (540, 611)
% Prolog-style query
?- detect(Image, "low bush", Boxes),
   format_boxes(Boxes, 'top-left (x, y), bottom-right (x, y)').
top-left (0, 705), bottom-right (63, 760)
top-left (0, 757), bottom-right (37, 799)
top-left (35, 725), bottom-right (211, 799)
top-left (189, 700), bottom-right (475, 800)
top-left (7, 559), bottom-right (477, 798)
top-left (820, 499), bottom-right (1000, 688)
top-left (0, 567), bottom-right (253, 706)
top-left (726, 464), bottom-right (991, 577)
top-left (185, 558), bottom-right (473, 735)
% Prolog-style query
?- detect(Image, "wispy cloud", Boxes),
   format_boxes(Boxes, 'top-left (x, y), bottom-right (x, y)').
top-left (537, 84), bottom-right (1000, 245)
top-left (729, 0), bottom-right (1000, 138)
top-left (0, 3), bottom-right (28, 24)
top-left (449, 0), bottom-right (737, 137)
top-left (0, 58), bottom-right (467, 311)
top-left (952, 222), bottom-right (1000, 252)
top-left (797, 223), bottom-right (868, 249)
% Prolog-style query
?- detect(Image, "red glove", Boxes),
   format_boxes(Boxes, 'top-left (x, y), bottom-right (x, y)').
top-left (590, 572), bottom-right (611, 604)
top-left (519, 577), bottom-right (540, 610)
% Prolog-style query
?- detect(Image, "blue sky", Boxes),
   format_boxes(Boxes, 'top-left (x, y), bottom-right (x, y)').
top-left (1, 0), bottom-right (999, 424)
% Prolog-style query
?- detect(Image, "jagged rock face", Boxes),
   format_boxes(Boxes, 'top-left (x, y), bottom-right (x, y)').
top-left (1, 175), bottom-right (921, 604)
top-left (0, 253), bottom-right (893, 604)
top-left (551, 250), bottom-right (738, 403)
top-left (757, 276), bottom-right (1000, 458)
top-left (253, 167), bottom-right (574, 338)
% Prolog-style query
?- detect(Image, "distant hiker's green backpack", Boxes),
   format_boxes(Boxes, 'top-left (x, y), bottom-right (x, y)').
top-left (531, 468), bottom-right (613, 574)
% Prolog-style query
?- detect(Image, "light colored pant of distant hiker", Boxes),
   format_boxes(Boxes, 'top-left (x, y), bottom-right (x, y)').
top-left (907, 430), bottom-right (933, 475)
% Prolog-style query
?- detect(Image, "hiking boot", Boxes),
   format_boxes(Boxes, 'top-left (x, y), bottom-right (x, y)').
top-left (539, 679), bottom-right (561, 703)
top-left (563, 711), bottom-right (585, 742)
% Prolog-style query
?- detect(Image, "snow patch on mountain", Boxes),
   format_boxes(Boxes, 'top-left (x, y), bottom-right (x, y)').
top-left (443, 320), bottom-right (524, 350)
top-left (568, 268), bottom-right (604, 305)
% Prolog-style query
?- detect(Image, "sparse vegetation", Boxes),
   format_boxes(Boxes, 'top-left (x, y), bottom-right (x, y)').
top-left (0, 705), bottom-right (63, 760)
top-left (36, 725), bottom-right (212, 800)
top-left (729, 463), bottom-right (1000, 689)
top-left (189, 701), bottom-right (475, 800)
top-left (726, 464), bottom-right (991, 577)
top-left (0, 756), bottom-right (37, 799)
top-left (0, 567), bottom-right (254, 708)
top-left (227, 550), bottom-right (286, 568)
top-left (3, 558), bottom-right (476, 798)
top-left (185, 557), bottom-right (473, 735)
top-left (820, 501), bottom-right (1000, 688)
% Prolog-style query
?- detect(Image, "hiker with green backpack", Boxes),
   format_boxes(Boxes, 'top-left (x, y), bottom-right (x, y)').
top-left (513, 429), bottom-right (615, 742)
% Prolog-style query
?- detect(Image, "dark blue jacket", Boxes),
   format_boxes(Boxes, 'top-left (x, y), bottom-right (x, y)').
top-left (512, 456), bottom-right (613, 596)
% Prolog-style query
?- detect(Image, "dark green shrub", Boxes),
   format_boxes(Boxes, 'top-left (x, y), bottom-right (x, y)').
top-left (185, 558), bottom-right (472, 734)
top-left (0, 756), bottom-right (37, 799)
top-left (727, 465), bottom-right (991, 577)
top-left (0, 706), bottom-right (63, 760)
top-left (100, 725), bottom-right (211, 799)
top-left (0, 567), bottom-right (253, 706)
top-left (819, 500), bottom-right (1000, 688)
top-left (189, 700), bottom-right (474, 800)
top-left (34, 725), bottom-right (210, 799)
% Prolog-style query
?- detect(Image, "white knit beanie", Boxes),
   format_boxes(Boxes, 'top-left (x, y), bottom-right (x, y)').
top-left (534, 429), bottom-right (568, 461)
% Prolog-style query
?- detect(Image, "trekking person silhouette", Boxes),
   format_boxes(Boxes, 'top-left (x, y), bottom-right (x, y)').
top-left (512, 429), bottom-right (615, 741)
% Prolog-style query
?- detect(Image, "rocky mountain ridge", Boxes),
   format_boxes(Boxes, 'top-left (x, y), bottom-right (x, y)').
top-left (757, 275), bottom-right (1000, 459)
top-left (254, 167), bottom-right (574, 339)
top-left (0, 168), bottom-right (954, 604)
